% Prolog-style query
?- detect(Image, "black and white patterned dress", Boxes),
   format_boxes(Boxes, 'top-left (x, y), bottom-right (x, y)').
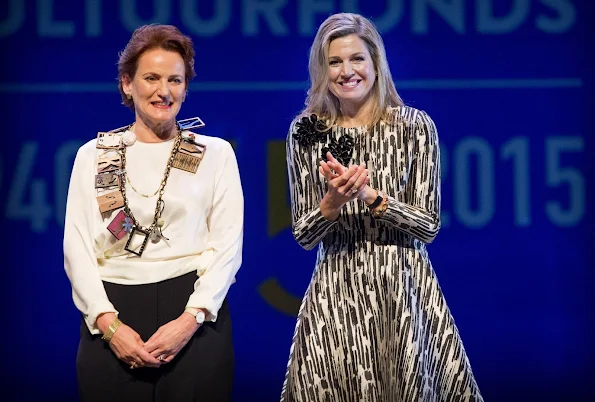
top-left (280, 106), bottom-right (483, 402)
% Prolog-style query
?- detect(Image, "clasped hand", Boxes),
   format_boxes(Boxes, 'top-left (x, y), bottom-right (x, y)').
top-left (319, 152), bottom-right (372, 219)
top-left (101, 312), bottom-right (199, 369)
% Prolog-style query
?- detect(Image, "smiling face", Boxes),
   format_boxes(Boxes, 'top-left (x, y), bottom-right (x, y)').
top-left (122, 48), bottom-right (186, 127)
top-left (327, 34), bottom-right (376, 112)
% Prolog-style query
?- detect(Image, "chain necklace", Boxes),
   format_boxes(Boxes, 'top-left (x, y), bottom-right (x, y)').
top-left (125, 172), bottom-right (160, 198)
top-left (119, 124), bottom-right (182, 243)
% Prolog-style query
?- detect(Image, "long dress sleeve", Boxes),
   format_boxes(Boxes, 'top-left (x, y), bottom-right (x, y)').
top-left (186, 141), bottom-right (244, 320)
top-left (64, 144), bottom-right (118, 334)
top-left (375, 110), bottom-right (441, 244)
top-left (286, 121), bottom-right (339, 250)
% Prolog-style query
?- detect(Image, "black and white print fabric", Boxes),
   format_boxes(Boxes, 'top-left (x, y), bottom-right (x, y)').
top-left (280, 106), bottom-right (483, 402)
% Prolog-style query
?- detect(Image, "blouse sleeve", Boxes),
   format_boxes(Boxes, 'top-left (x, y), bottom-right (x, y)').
top-left (63, 144), bottom-right (118, 334)
top-left (375, 110), bottom-right (441, 244)
top-left (186, 141), bottom-right (244, 321)
top-left (286, 120), bottom-right (339, 250)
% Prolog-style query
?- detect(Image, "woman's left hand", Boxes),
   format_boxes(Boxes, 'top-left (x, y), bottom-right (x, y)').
top-left (322, 153), bottom-right (377, 204)
top-left (144, 313), bottom-right (199, 364)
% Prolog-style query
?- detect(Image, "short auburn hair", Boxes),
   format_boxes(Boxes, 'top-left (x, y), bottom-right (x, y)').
top-left (117, 24), bottom-right (196, 110)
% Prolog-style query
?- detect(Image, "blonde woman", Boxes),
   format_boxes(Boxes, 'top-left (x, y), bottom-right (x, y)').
top-left (281, 13), bottom-right (482, 402)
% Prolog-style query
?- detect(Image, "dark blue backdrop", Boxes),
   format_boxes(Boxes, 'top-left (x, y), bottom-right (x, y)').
top-left (1, 1), bottom-right (592, 401)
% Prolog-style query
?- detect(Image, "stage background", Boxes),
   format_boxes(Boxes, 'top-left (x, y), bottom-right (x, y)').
top-left (0, 0), bottom-right (592, 401)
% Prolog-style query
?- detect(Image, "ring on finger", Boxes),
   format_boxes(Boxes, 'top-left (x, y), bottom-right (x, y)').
top-left (350, 187), bottom-right (359, 194)
top-left (158, 354), bottom-right (165, 362)
top-left (130, 361), bottom-right (138, 370)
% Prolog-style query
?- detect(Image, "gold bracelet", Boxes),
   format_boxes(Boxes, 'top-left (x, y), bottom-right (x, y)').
top-left (101, 318), bottom-right (122, 343)
top-left (370, 193), bottom-right (388, 218)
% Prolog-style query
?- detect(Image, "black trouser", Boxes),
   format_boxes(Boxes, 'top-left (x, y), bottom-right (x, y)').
top-left (76, 272), bottom-right (234, 402)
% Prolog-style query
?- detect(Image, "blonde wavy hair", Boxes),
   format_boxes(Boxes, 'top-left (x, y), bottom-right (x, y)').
top-left (302, 13), bottom-right (404, 128)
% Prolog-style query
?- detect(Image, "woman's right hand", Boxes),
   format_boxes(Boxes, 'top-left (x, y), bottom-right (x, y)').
top-left (97, 313), bottom-right (161, 369)
top-left (319, 156), bottom-right (369, 221)
top-left (108, 324), bottom-right (162, 369)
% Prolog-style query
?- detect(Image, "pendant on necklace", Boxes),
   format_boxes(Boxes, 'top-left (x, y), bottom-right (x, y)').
top-left (97, 152), bottom-right (122, 174)
top-left (122, 130), bottom-right (137, 147)
top-left (96, 132), bottom-right (123, 149)
top-left (107, 210), bottom-right (133, 240)
top-left (125, 227), bottom-right (150, 257)
top-left (172, 141), bottom-right (206, 173)
top-left (97, 190), bottom-right (125, 213)
top-left (150, 218), bottom-right (166, 243)
top-left (95, 172), bottom-right (120, 189)
top-left (150, 230), bottom-right (161, 243)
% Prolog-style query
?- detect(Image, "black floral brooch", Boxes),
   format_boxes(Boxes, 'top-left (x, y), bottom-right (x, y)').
top-left (293, 114), bottom-right (354, 167)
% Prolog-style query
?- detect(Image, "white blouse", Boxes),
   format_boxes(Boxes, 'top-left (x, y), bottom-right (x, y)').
top-left (63, 131), bottom-right (244, 334)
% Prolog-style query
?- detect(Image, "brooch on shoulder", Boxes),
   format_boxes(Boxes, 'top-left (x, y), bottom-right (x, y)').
top-left (292, 114), bottom-right (354, 167)
top-left (293, 114), bottom-right (328, 147)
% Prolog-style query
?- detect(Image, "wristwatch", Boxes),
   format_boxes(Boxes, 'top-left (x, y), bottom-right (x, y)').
top-left (185, 307), bottom-right (206, 325)
top-left (367, 190), bottom-right (385, 209)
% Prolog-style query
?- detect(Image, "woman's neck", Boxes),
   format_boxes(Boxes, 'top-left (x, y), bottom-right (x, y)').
top-left (338, 97), bottom-right (374, 128)
top-left (132, 116), bottom-right (177, 143)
